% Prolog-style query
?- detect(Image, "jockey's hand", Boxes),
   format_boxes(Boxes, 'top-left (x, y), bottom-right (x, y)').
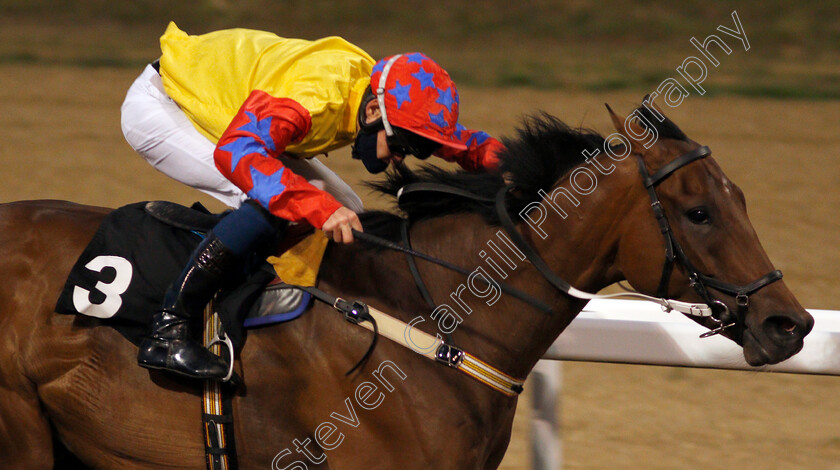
top-left (322, 207), bottom-right (362, 244)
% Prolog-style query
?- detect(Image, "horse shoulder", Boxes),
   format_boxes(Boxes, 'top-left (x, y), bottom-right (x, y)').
top-left (0, 200), bottom-right (110, 384)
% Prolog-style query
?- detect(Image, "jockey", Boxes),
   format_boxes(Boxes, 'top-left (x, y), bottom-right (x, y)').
top-left (120, 23), bottom-right (504, 380)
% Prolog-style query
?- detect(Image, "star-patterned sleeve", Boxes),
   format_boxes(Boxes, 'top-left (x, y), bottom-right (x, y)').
top-left (434, 124), bottom-right (505, 173)
top-left (214, 90), bottom-right (344, 228)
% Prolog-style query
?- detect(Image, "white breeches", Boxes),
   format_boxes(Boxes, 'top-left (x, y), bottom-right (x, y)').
top-left (120, 65), bottom-right (364, 212)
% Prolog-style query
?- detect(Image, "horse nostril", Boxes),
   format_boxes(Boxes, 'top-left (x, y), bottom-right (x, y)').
top-left (763, 315), bottom-right (804, 343)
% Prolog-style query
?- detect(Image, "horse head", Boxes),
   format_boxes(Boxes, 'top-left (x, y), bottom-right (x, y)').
top-left (605, 100), bottom-right (813, 365)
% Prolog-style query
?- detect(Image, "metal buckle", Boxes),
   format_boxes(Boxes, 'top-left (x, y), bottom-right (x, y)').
top-left (349, 301), bottom-right (370, 324)
top-left (435, 344), bottom-right (464, 368)
top-left (334, 298), bottom-right (369, 325)
top-left (650, 200), bottom-right (666, 218)
top-left (688, 273), bottom-right (700, 289)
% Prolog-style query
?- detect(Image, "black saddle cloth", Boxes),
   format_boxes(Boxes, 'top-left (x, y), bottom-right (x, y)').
top-left (55, 201), bottom-right (276, 349)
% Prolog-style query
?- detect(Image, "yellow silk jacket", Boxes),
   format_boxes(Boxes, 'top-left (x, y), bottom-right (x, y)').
top-left (158, 22), bottom-right (374, 158)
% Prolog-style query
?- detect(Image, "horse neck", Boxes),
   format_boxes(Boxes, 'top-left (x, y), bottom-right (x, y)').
top-left (315, 159), bottom-right (640, 381)
top-left (397, 165), bottom-right (638, 379)
top-left (319, 242), bottom-right (430, 312)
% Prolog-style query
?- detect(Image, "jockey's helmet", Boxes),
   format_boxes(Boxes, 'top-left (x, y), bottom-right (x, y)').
top-left (369, 53), bottom-right (467, 155)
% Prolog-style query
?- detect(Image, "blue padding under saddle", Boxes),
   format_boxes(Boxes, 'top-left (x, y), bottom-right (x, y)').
top-left (243, 289), bottom-right (312, 328)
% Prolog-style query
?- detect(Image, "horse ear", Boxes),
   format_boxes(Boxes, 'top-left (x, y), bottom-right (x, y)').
top-left (605, 103), bottom-right (644, 153)
top-left (643, 93), bottom-right (666, 116)
top-left (605, 103), bottom-right (625, 135)
top-left (605, 102), bottom-right (657, 154)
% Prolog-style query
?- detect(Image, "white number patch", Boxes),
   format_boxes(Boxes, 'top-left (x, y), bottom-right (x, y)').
top-left (72, 255), bottom-right (134, 319)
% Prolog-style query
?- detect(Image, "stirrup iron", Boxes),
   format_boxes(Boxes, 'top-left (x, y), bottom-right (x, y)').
top-left (207, 327), bottom-right (236, 383)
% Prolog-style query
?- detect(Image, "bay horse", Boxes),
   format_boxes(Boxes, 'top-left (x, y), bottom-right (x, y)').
top-left (0, 103), bottom-right (812, 468)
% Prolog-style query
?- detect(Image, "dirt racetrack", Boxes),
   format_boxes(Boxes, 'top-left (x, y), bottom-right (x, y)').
top-left (1, 63), bottom-right (839, 469)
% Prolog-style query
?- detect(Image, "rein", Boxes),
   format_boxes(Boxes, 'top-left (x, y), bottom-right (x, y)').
top-left (297, 284), bottom-right (525, 396)
top-left (393, 184), bottom-right (712, 318)
top-left (303, 144), bottom-right (784, 398)
top-left (351, 229), bottom-right (554, 313)
top-left (386, 145), bottom-right (782, 337)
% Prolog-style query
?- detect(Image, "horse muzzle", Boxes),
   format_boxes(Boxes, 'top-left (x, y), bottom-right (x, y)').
top-left (742, 310), bottom-right (814, 366)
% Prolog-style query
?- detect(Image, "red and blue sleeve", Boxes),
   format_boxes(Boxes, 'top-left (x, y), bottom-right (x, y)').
top-left (214, 90), bottom-right (343, 229)
top-left (434, 124), bottom-right (505, 172)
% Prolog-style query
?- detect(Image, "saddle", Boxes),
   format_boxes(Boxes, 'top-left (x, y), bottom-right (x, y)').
top-left (55, 201), bottom-right (327, 348)
top-left (147, 200), bottom-right (326, 328)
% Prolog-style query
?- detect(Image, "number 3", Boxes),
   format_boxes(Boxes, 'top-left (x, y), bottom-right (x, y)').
top-left (72, 255), bottom-right (134, 319)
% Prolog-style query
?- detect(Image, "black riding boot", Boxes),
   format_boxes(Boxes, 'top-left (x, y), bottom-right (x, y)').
top-left (137, 232), bottom-right (239, 379)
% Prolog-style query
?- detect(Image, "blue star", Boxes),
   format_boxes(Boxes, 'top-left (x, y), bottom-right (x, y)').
top-left (372, 60), bottom-right (386, 75)
top-left (405, 53), bottom-right (426, 65)
top-left (246, 166), bottom-right (286, 209)
top-left (467, 131), bottom-right (490, 147)
top-left (217, 112), bottom-right (276, 171)
top-left (412, 67), bottom-right (436, 90)
top-left (454, 123), bottom-right (466, 140)
top-left (435, 87), bottom-right (456, 113)
top-left (429, 110), bottom-right (448, 129)
top-left (388, 80), bottom-right (413, 108)
top-left (218, 137), bottom-right (263, 172)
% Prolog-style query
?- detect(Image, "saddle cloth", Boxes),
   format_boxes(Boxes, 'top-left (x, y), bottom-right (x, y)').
top-left (55, 201), bottom-right (327, 348)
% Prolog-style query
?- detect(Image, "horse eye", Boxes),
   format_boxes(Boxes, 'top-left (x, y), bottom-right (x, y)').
top-left (685, 207), bottom-right (711, 225)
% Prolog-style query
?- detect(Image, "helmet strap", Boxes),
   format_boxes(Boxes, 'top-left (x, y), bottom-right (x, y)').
top-left (375, 54), bottom-right (403, 137)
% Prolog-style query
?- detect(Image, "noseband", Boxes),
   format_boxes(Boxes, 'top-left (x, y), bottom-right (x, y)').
top-left (391, 144), bottom-right (783, 340)
top-left (637, 145), bottom-right (783, 338)
top-left (332, 144), bottom-right (786, 395)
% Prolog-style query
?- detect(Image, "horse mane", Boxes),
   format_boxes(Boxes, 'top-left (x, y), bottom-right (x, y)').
top-left (361, 112), bottom-right (607, 241)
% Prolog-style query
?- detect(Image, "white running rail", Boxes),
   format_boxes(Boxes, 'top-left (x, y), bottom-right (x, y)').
top-left (531, 299), bottom-right (840, 469)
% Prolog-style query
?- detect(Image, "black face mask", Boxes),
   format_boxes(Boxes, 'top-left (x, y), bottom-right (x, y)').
top-left (351, 131), bottom-right (388, 174)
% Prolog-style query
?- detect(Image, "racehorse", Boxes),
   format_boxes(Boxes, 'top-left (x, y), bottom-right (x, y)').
top-left (0, 103), bottom-right (813, 469)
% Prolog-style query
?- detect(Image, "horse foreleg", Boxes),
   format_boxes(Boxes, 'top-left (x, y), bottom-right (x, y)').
top-left (0, 388), bottom-right (55, 469)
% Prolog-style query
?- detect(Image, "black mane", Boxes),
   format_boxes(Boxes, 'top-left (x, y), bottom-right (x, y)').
top-left (361, 112), bottom-right (607, 240)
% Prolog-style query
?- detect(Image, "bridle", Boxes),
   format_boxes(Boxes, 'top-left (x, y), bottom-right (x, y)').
top-left (635, 145), bottom-right (782, 338)
top-left (328, 143), bottom-right (785, 395)
top-left (391, 144), bottom-right (783, 339)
